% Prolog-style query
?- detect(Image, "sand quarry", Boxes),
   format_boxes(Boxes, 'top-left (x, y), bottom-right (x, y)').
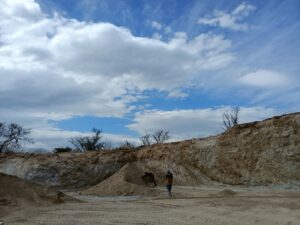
top-left (1, 162), bottom-right (300, 225)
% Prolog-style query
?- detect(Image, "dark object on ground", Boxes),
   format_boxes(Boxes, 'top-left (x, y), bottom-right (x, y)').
top-left (218, 189), bottom-right (237, 196)
top-left (52, 191), bottom-right (65, 204)
top-left (54, 147), bottom-right (72, 153)
top-left (141, 172), bottom-right (157, 186)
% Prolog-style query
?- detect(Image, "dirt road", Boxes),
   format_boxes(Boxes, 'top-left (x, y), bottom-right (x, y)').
top-left (2, 186), bottom-right (300, 225)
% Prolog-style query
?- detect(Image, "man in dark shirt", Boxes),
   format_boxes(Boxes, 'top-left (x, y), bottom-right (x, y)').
top-left (165, 170), bottom-right (173, 197)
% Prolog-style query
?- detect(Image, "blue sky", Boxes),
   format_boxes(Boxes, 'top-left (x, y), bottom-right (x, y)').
top-left (0, 0), bottom-right (299, 150)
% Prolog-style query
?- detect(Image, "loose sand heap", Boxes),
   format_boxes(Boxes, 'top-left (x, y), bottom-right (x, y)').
top-left (0, 172), bottom-right (78, 218)
top-left (0, 172), bottom-right (51, 217)
top-left (217, 188), bottom-right (237, 196)
top-left (83, 162), bottom-right (162, 196)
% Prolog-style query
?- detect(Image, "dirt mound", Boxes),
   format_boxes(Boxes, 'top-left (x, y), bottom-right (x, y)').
top-left (83, 162), bottom-right (160, 196)
top-left (0, 172), bottom-right (79, 218)
top-left (218, 189), bottom-right (237, 196)
top-left (0, 173), bottom-right (53, 207)
top-left (0, 173), bottom-right (48, 217)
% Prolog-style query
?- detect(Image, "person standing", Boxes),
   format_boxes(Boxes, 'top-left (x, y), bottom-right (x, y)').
top-left (165, 170), bottom-right (173, 197)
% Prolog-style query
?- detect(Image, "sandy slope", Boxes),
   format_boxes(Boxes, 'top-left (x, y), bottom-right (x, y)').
top-left (82, 162), bottom-right (162, 196)
top-left (2, 186), bottom-right (300, 225)
top-left (0, 172), bottom-right (54, 218)
top-left (0, 173), bottom-right (79, 219)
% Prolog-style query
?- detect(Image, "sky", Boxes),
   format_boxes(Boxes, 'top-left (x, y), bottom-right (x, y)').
top-left (0, 0), bottom-right (299, 150)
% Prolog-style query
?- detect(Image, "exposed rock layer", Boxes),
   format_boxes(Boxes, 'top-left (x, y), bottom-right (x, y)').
top-left (0, 112), bottom-right (299, 187)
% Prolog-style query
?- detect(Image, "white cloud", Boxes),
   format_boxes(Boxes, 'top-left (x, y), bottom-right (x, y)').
top-left (3, 1), bottom-right (292, 150)
top-left (128, 107), bottom-right (279, 140)
top-left (51, 25), bottom-right (233, 85)
top-left (148, 20), bottom-right (173, 39)
top-left (0, 0), bottom-right (43, 21)
top-left (0, 0), bottom-right (235, 125)
top-left (167, 90), bottom-right (188, 98)
top-left (149, 20), bottom-right (162, 30)
top-left (238, 69), bottom-right (290, 88)
top-left (152, 32), bottom-right (162, 40)
top-left (164, 26), bottom-right (172, 34)
top-left (27, 127), bottom-right (139, 151)
top-left (198, 2), bottom-right (255, 31)
top-left (0, 0), bottom-right (237, 150)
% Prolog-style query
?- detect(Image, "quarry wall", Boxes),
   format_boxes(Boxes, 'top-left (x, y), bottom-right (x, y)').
top-left (0, 113), bottom-right (299, 187)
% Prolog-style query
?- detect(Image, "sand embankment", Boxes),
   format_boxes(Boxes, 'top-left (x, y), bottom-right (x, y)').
top-left (0, 172), bottom-right (78, 218)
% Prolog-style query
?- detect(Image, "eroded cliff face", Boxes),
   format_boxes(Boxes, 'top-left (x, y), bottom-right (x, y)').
top-left (0, 150), bottom-right (137, 188)
top-left (140, 112), bottom-right (300, 186)
top-left (0, 113), bottom-right (299, 187)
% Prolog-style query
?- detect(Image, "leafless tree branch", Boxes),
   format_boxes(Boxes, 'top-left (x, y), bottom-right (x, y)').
top-left (222, 106), bottom-right (240, 131)
top-left (69, 128), bottom-right (103, 151)
top-left (0, 122), bottom-right (33, 152)
top-left (152, 130), bottom-right (170, 144)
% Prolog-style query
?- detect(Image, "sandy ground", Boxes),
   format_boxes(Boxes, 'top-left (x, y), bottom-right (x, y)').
top-left (2, 185), bottom-right (300, 225)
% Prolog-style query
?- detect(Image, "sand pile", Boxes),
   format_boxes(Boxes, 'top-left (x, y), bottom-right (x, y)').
top-left (0, 172), bottom-right (54, 207)
top-left (83, 162), bottom-right (161, 196)
top-left (0, 172), bottom-right (79, 218)
top-left (217, 189), bottom-right (237, 196)
top-left (0, 172), bottom-right (51, 217)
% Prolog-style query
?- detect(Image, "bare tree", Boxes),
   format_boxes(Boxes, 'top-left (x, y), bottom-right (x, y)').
top-left (0, 122), bottom-right (33, 152)
top-left (69, 128), bottom-right (103, 151)
top-left (102, 140), bottom-right (114, 150)
top-left (222, 106), bottom-right (240, 131)
top-left (118, 140), bottom-right (136, 149)
top-left (152, 130), bottom-right (170, 144)
top-left (140, 133), bottom-right (152, 146)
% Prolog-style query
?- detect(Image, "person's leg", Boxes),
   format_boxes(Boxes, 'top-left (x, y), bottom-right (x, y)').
top-left (153, 178), bottom-right (157, 187)
top-left (166, 185), bottom-right (172, 197)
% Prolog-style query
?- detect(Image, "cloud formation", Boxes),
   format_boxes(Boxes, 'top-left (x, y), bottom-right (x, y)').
top-left (28, 127), bottom-right (139, 151)
top-left (0, 0), bottom-right (237, 149)
top-left (1, 0), bottom-right (297, 150)
top-left (128, 107), bottom-right (278, 140)
top-left (238, 70), bottom-right (290, 88)
top-left (149, 20), bottom-right (162, 30)
top-left (198, 2), bottom-right (255, 31)
top-left (0, 0), bottom-right (234, 122)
